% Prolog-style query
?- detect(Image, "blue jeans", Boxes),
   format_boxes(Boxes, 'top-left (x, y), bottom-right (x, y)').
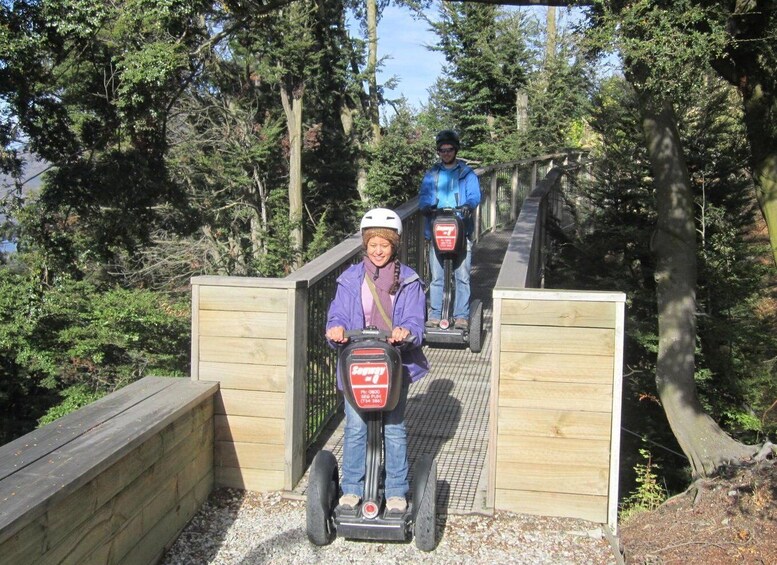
top-left (428, 238), bottom-right (472, 321)
top-left (341, 381), bottom-right (410, 500)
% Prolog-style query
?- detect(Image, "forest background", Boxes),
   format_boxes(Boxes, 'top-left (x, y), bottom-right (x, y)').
top-left (1, 0), bottom-right (775, 516)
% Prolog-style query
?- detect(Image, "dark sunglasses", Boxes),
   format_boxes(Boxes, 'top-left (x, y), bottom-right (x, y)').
top-left (437, 147), bottom-right (456, 154)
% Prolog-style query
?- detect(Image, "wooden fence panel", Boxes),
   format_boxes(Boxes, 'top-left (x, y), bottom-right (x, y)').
top-left (491, 290), bottom-right (625, 530)
top-left (191, 279), bottom-right (305, 492)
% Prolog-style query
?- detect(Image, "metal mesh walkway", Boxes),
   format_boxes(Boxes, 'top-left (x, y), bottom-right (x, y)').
top-left (288, 228), bottom-right (512, 515)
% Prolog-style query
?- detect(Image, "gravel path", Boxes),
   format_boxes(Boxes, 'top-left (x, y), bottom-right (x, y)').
top-left (161, 489), bottom-right (618, 564)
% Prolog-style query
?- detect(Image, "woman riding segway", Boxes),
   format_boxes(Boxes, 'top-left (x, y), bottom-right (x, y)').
top-left (308, 208), bottom-right (436, 550)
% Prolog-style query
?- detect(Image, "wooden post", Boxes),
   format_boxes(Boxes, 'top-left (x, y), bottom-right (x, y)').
top-left (490, 173), bottom-right (498, 233)
top-left (510, 166), bottom-right (520, 222)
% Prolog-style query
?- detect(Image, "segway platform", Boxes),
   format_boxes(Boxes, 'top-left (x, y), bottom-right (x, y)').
top-left (334, 504), bottom-right (412, 541)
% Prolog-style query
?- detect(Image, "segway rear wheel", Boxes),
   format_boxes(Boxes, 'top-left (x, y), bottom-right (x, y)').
top-left (468, 299), bottom-right (484, 353)
top-left (412, 454), bottom-right (437, 551)
top-left (306, 450), bottom-right (338, 545)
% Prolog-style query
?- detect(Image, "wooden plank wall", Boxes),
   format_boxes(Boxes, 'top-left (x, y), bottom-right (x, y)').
top-left (490, 289), bottom-right (625, 531)
top-left (0, 377), bottom-right (217, 565)
top-left (191, 278), bottom-right (306, 492)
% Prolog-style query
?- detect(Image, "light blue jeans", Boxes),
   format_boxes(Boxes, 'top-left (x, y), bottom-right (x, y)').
top-left (428, 238), bottom-right (472, 321)
top-left (341, 381), bottom-right (410, 500)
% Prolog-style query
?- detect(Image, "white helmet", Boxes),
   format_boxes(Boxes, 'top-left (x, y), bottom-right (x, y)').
top-left (359, 208), bottom-right (403, 236)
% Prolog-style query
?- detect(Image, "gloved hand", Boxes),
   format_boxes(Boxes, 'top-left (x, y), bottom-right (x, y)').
top-left (420, 206), bottom-right (436, 217)
top-left (460, 205), bottom-right (472, 219)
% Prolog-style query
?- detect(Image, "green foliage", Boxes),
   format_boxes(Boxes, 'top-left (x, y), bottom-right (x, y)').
top-left (37, 384), bottom-right (104, 427)
top-left (0, 260), bottom-right (190, 442)
top-left (620, 449), bottom-right (667, 520)
top-left (365, 105), bottom-right (435, 207)
top-left (0, 0), bottom-right (210, 270)
top-left (426, 4), bottom-right (592, 163)
top-left (586, 1), bottom-right (728, 105)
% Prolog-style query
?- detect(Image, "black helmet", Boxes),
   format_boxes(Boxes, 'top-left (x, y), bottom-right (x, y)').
top-left (435, 129), bottom-right (460, 150)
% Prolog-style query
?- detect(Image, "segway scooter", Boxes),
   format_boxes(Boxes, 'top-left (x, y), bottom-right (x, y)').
top-left (306, 328), bottom-right (438, 551)
top-left (423, 207), bottom-right (484, 353)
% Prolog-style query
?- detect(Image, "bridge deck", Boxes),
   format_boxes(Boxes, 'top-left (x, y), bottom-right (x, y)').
top-left (288, 227), bottom-right (512, 515)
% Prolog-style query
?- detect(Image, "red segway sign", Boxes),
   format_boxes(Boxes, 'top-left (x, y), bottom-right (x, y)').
top-left (434, 221), bottom-right (459, 252)
top-left (348, 359), bottom-right (390, 409)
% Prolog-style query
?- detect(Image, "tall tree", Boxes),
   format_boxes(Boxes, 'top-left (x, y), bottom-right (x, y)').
top-left (586, 0), bottom-right (765, 476)
top-left (0, 0), bottom-right (212, 273)
top-left (642, 99), bottom-right (755, 474)
top-left (705, 0), bottom-right (777, 267)
top-left (553, 73), bottom-right (775, 493)
top-left (431, 3), bottom-right (528, 149)
top-left (426, 4), bottom-right (590, 162)
top-left (588, 1), bottom-right (777, 265)
top-left (243, 1), bottom-right (323, 264)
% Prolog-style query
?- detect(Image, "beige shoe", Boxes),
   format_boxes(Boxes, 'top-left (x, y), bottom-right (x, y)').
top-left (385, 496), bottom-right (407, 513)
top-left (454, 318), bottom-right (468, 330)
top-left (338, 493), bottom-right (360, 509)
top-left (425, 318), bottom-right (440, 328)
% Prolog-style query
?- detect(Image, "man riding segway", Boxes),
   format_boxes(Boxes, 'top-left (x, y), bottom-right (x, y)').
top-left (419, 130), bottom-right (483, 352)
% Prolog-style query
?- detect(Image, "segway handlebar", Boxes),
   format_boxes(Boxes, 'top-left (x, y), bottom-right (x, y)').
top-left (344, 327), bottom-right (392, 341)
top-left (343, 327), bottom-right (408, 345)
top-left (420, 204), bottom-right (472, 219)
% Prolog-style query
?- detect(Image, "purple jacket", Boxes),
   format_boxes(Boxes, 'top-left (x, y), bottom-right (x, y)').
top-left (326, 261), bottom-right (430, 389)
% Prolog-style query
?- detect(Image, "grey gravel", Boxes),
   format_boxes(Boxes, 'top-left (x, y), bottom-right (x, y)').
top-left (161, 489), bottom-right (618, 564)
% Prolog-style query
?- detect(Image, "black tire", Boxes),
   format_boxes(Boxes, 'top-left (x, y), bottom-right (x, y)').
top-left (413, 455), bottom-right (437, 551)
top-left (468, 299), bottom-right (483, 353)
top-left (306, 450), bottom-right (338, 546)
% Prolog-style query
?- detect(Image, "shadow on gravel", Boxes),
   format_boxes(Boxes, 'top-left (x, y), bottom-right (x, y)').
top-left (238, 527), bottom-right (307, 564)
top-left (161, 488), bottom-right (246, 564)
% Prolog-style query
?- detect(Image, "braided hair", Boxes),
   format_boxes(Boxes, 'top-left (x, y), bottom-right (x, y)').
top-left (390, 257), bottom-right (400, 295)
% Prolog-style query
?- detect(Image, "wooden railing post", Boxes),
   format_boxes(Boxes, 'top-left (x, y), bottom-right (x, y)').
top-left (510, 166), bottom-right (520, 222)
top-left (489, 172), bottom-right (498, 234)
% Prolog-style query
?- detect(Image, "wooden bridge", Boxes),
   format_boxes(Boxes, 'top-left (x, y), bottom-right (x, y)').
top-left (0, 152), bottom-right (625, 564)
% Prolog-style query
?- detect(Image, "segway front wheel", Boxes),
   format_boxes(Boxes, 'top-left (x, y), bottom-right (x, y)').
top-left (468, 299), bottom-right (484, 354)
top-left (412, 454), bottom-right (437, 551)
top-left (306, 450), bottom-right (338, 545)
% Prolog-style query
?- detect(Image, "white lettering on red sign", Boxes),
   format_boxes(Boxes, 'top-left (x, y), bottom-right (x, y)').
top-left (349, 361), bottom-right (390, 408)
top-left (434, 222), bottom-right (458, 252)
top-left (351, 363), bottom-right (387, 384)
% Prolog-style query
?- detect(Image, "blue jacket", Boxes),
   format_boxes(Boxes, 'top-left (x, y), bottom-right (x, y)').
top-left (326, 261), bottom-right (430, 389)
top-left (419, 159), bottom-right (481, 240)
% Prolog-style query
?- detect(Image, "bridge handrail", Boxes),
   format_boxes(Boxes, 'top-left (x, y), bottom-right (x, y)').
top-left (495, 164), bottom-right (573, 289)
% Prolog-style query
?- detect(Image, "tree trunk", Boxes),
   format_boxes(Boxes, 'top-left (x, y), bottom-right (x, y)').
top-left (336, 6), bottom-right (370, 203)
top-left (643, 99), bottom-right (756, 478)
top-left (366, 0), bottom-right (381, 144)
top-left (339, 100), bottom-right (369, 202)
top-left (280, 82), bottom-right (304, 265)
top-left (740, 83), bottom-right (777, 267)
top-left (545, 6), bottom-right (556, 62)
top-left (250, 167), bottom-right (268, 258)
top-left (516, 89), bottom-right (528, 132)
